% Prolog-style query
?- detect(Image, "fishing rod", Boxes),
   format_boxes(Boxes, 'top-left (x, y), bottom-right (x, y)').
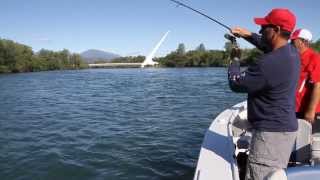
top-left (169, 0), bottom-right (232, 32)
top-left (169, 0), bottom-right (240, 59)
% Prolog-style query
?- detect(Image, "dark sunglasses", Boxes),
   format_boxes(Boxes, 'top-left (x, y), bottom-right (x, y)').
top-left (259, 24), bottom-right (280, 34)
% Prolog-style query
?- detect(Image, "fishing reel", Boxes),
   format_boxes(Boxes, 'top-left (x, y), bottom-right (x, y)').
top-left (225, 34), bottom-right (241, 61)
top-left (224, 34), bottom-right (237, 45)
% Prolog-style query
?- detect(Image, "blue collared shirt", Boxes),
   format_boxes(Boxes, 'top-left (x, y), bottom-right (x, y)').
top-left (228, 33), bottom-right (300, 132)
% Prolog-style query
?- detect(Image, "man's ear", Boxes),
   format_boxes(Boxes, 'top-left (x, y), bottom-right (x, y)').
top-left (274, 26), bottom-right (281, 33)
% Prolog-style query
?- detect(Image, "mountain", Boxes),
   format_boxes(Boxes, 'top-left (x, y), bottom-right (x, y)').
top-left (80, 49), bottom-right (121, 63)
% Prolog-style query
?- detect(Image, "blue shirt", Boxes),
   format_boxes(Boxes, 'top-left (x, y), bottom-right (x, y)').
top-left (228, 33), bottom-right (300, 132)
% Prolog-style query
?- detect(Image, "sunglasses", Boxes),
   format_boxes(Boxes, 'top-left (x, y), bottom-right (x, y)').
top-left (259, 24), bottom-right (280, 34)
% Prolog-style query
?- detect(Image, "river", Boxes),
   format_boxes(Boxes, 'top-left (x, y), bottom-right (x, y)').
top-left (0, 68), bottom-right (245, 180)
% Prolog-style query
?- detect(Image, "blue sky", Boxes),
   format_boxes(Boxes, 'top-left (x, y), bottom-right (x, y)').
top-left (1, 0), bottom-right (320, 56)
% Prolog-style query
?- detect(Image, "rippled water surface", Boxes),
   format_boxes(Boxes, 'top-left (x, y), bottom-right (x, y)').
top-left (0, 68), bottom-right (244, 180)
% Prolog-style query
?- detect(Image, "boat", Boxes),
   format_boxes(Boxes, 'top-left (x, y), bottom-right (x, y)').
top-left (193, 101), bottom-right (320, 180)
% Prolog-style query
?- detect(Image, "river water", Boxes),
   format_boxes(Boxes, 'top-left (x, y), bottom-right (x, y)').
top-left (0, 68), bottom-right (245, 180)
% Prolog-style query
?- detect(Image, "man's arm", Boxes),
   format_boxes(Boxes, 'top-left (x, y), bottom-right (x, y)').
top-left (304, 54), bottom-right (320, 123)
top-left (228, 59), bottom-right (267, 94)
top-left (305, 54), bottom-right (320, 122)
top-left (305, 83), bottom-right (320, 123)
top-left (231, 27), bottom-right (270, 53)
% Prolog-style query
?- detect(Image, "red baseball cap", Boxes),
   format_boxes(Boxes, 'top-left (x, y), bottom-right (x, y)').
top-left (254, 8), bottom-right (296, 32)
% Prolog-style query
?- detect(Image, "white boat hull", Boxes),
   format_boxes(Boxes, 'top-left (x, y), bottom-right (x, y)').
top-left (194, 101), bottom-right (320, 180)
top-left (194, 101), bottom-right (247, 180)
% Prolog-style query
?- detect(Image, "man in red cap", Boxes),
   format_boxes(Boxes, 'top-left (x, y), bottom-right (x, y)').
top-left (228, 8), bottom-right (300, 179)
top-left (291, 29), bottom-right (320, 130)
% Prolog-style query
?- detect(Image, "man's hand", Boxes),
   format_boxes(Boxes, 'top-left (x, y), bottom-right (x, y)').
top-left (231, 27), bottom-right (252, 38)
top-left (305, 110), bottom-right (316, 124)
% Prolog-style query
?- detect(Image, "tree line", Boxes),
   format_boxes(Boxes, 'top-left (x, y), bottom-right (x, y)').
top-left (1, 37), bottom-right (320, 73)
top-left (155, 43), bottom-right (262, 67)
top-left (104, 43), bottom-right (264, 67)
top-left (311, 40), bottom-right (320, 52)
top-left (156, 39), bottom-right (320, 67)
top-left (0, 38), bottom-right (87, 73)
top-left (105, 43), bottom-right (278, 67)
top-left (111, 56), bottom-right (146, 63)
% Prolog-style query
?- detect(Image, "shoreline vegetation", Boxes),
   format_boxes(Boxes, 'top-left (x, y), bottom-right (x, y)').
top-left (104, 43), bottom-right (263, 68)
top-left (0, 38), bottom-right (87, 73)
top-left (1, 38), bottom-right (320, 74)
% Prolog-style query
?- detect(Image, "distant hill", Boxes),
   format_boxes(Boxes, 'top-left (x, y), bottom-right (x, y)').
top-left (80, 49), bottom-right (120, 63)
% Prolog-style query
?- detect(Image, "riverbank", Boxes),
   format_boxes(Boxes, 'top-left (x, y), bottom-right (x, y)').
top-left (2, 38), bottom-right (320, 74)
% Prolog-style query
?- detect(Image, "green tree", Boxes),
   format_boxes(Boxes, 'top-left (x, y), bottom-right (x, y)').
top-left (311, 39), bottom-right (320, 52)
top-left (196, 43), bottom-right (206, 52)
top-left (177, 43), bottom-right (186, 55)
top-left (224, 42), bottom-right (233, 54)
top-left (241, 48), bottom-right (262, 65)
top-left (59, 49), bottom-right (70, 68)
top-left (111, 56), bottom-right (145, 63)
top-left (0, 38), bottom-right (88, 73)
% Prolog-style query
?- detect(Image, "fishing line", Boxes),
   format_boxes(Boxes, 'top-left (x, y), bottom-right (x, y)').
top-left (169, 0), bottom-right (231, 32)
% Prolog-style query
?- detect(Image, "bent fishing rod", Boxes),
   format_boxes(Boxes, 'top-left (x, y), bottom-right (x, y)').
top-left (169, 0), bottom-right (238, 48)
top-left (169, 0), bottom-right (231, 32)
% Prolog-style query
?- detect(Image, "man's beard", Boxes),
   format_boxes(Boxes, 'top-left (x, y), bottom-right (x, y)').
top-left (261, 35), bottom-right (273, 53)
